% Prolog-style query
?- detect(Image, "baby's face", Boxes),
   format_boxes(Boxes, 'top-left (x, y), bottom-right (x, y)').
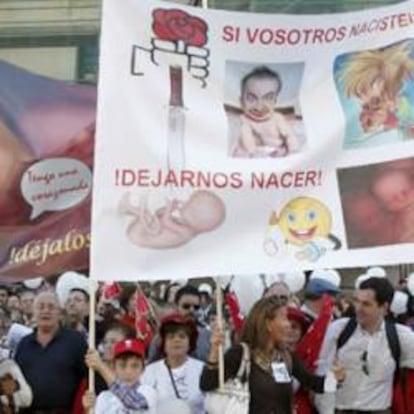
top-left (372, 170), bottom-right (414, 212)
top-left (356, 81), bottom-right (395, 132)
top-left (241, 77), bottom-right (279, 121)
top-left (346, 194), bottom-right (384, 231)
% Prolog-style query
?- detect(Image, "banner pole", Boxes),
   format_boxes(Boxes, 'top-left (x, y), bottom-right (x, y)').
top-left (88, 280), bottom-right (96, 413)
top-left (215, 278), bottom-right (225, 390)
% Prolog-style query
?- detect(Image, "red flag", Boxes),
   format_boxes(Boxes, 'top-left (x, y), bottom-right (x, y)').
top-left (225, 290), bottom-right (245, 335)
top-left (135, 287), bottom-right (156, 349)
top-left (102, 282), bottom-right (122, 300)
top-left (296, 294), bottom-right (334, 371)
top-left (294, 295), bottom-right (334, 414)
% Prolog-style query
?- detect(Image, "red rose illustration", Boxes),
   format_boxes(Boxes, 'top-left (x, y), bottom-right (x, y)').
top-left (152, 9), bottom-right (208, 47)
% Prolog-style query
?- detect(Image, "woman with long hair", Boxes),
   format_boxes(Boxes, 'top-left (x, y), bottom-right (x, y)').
top-left (200, 296), bottom-right (344, 414)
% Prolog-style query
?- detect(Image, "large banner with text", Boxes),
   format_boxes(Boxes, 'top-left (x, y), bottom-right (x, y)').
top-left (0, 62), bottom-right (95, 282)
top-left (92, 0), bottom-right (414, 281)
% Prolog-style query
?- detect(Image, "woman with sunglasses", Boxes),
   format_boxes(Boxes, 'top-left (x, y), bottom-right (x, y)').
top-left (200, 296), bottom-right (346, 414)
top-left (142, 313), bottom-right (205, 414)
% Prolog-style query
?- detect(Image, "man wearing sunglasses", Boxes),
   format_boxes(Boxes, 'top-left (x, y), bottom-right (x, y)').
top-left (175, 285), bottom-right (211, 362)
top-left (147, 285), bottom-right (211, 362)
top-left (315, 276), bottom-right (414, 414)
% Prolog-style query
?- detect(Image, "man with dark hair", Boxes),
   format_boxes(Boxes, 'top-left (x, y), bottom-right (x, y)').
top-left (174, 285), bottom-right (201, 319)
top-left (0, 286), bottom-right (9, 307)
top-left (174, 285), bottom-right (211, 361)
top-left (18, 289), bottom-right (35, 327)
top-left (315, 277), bottom-right (414, 414)
top-left (64, 288), bottom-right (89, 334)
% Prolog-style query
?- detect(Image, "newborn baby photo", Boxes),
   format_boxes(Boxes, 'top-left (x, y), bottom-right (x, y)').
top-left (338, 156), bottom-right (414, 248)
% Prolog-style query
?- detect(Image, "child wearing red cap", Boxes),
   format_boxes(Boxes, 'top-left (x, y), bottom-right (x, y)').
top-left (84, 338), bottom-right (156, 413)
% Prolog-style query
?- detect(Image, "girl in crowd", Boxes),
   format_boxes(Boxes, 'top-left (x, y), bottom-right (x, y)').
top-left (200, 296), bottom-right (345, 414)
top-left (142, 313), bottom-right (205, 414)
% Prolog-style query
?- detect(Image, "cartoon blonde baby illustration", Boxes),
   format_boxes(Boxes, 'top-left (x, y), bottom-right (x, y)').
top-left (264, 197), bottom-right (341, 261)
top-left (339, 41), bottom-right (414, 136)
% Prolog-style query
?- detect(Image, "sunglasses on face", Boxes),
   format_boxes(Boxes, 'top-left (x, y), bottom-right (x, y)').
top-left (181, 303), bottom-right (200, 311)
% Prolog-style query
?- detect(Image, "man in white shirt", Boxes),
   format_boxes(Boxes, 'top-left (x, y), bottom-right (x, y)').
top-left (315, 276), bottom-right (414, 414)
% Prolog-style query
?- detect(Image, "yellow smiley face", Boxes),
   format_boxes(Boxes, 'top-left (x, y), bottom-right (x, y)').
top-left (278, 197), bottom-right (332, 246)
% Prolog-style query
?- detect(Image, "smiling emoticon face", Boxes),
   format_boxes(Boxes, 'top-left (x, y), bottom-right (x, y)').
top-left (278, 197), bottom-right (332, 246)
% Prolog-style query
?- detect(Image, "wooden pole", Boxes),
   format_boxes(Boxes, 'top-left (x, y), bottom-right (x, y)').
top-left (215, 277), bottom-right (225, 389)
top-left (88, 280), bottom-right (96, 413)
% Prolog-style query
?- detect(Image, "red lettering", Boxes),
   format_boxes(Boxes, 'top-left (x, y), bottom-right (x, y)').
top-left (246, 28), bottom-right (260, 44)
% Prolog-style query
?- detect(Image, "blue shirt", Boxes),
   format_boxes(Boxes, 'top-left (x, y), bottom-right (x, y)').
top-left (15, 327), bottom-right (87, 411)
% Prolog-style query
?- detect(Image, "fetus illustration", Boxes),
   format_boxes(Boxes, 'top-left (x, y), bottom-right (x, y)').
top-left (119, 190), bottom-right (226, 249)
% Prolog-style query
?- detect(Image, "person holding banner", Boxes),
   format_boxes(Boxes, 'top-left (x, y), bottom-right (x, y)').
top-left (201, 296), bottom-right (345, 414)
top-left (83, 338), bottom-right (156, 414)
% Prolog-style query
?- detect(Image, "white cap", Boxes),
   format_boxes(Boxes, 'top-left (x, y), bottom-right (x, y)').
top-left (366, 267), bottom-right (386, 278)
top-left (22, 277), bottom-right (44, 290)
top-left (390, 291), bottom-right (409, 315)
top-left (56, 271), bottom-right (89, 307)
top-left (275, 271), bottom-right (305, 293)
top-left (355, 273), bottom-right (369, 289)
top-left (310, 269), bottom-right (341, 288)
top-left (407, 273), bottom-right (414, 296)
top-left (198, 283), bottom-right (212, 296)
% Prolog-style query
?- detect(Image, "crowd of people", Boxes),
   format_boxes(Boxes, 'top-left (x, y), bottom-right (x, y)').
top-left (0, 268), bottom-right (414, 414)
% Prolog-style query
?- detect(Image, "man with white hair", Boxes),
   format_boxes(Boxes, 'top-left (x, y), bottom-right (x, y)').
top-left (14, 292), bottom-right (87, 413)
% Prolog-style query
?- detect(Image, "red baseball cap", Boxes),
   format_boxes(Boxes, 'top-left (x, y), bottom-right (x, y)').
top-left (287, 307), bottom-right (310, 333)
top-left (112, 338), bottom-right (146, 359)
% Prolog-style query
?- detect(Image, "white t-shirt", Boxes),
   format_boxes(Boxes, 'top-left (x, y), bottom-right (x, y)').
top-left (142, 357), bottom-right (205, 414)
top-left (95, 383), bottom-right (156, 414)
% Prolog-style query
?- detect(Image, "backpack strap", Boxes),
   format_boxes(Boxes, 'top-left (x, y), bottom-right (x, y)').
top-left (337, 317), bottom-right (357, 350)
top-left (337, 317), bottom-right (401, 369)
top-left (385, 318), bottom-right (401, 369)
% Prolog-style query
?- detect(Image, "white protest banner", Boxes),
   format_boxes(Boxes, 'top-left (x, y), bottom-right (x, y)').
top-left (92, 0), bottom-right (414, 281)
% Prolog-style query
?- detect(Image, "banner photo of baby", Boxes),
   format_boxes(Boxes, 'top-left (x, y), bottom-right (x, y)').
top-left (224, 61), bottom-right (305, 159)
top-left (338, 156), bottom-right (414, 248)
top-left (0, 60), bottom-right (96, 282)
top-left (334, 39), bottom-right (414, 150)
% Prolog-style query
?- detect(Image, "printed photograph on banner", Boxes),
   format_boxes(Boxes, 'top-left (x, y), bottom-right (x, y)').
top-left (118, 189), bottom-right (226, 250)
top-left (224, 61), bottom-right (306, 159)
top-left (334, 39), bottom-right (414, 150)
top-left (263, 196), bottom-right (342, 263)
top-left (338, 156), bottom-right (414, 248)
top-left (0, 60), bottom-right (95, 281)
